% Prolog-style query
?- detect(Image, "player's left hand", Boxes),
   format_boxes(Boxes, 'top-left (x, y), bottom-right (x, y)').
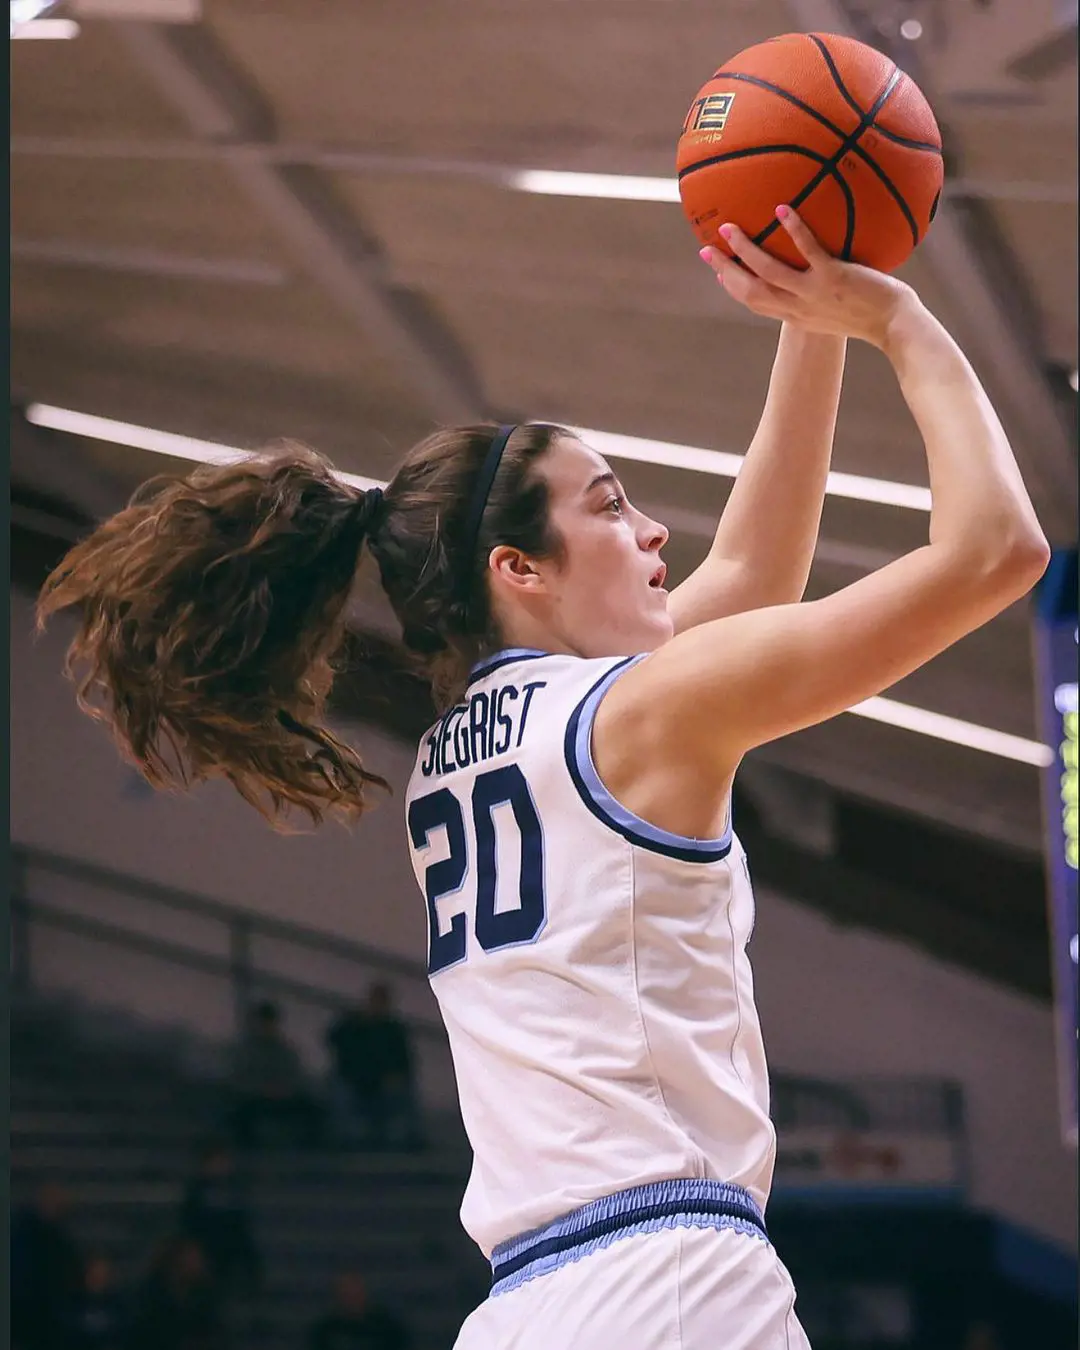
top-left (699, 207), bottom-right (915, 349)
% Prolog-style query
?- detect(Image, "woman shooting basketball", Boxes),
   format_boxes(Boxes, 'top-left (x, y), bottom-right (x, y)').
top-left (39, 210), bottom-right (1048, 1349)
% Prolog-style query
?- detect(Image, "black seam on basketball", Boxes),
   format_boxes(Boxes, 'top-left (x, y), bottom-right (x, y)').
top-left (679, 145), bottom-right (855, 262)
top-left (809, 39), bottom-right (928, 242)
top-left (705, 68), bottom-right (940, 162)
top-left (853, 147), bottom-right (921, 246)
top-left (835, 170), bottom-right (857, 260)
top-left (870, 125), bottom-right (943, 153)
top-left (711, 70), bottom-right (850, 143)
top-left (807, 32), bottom-right (942, 153)
top-left (685, 133), bottom-right (920, 248)
top-left (807, 34), bottom-right (866, 120)
top-left (678, 143), bottom-right (833, 182)
top-left (750, 68), bottom-right (900, 251)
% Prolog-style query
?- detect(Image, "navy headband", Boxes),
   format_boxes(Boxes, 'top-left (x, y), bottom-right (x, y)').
top-left (459, 424), bottom-right (517, 599)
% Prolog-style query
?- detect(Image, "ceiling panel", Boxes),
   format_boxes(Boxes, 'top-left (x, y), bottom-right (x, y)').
top-left (11, 154), bottom-right (294, 260)
top-left (207, 0), bottom-right (793, 167)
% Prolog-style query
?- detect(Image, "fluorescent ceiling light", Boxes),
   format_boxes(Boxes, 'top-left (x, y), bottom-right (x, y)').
top-left (850, 697), bottom-right (1052, 767)
top-left (23, 400), bottom-right (1039, 765)
top-left (11, 16), bottom-right (78, 34)
top-left (570, 426), bottom-right (933, 512)
top-left (509, 170), bottom-right (681, 203)
top-left (11, 0), bottom-right (56, 26)
top-left (23, 402), bottom-right (381, 492)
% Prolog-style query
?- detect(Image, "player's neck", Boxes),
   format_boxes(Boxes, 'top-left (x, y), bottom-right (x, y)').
top-left (490, 612), bottom-right (580, 661)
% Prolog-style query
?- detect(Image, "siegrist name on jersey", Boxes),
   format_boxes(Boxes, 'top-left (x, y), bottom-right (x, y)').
top-left (420, 680), bottom-right (548, 778)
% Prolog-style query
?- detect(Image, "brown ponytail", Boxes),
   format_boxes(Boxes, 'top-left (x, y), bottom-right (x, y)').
top-left (38, 421), bottom-right (571, 830)
top-left (37, 444), bottom-right (388, 829)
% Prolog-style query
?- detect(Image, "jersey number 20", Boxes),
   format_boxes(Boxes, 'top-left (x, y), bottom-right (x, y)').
top-left (408, 764), bottom-right (545, 974)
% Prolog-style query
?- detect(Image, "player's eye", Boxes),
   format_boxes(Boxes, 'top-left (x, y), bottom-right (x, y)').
top-left (605, 495), bottom-right (627, 515)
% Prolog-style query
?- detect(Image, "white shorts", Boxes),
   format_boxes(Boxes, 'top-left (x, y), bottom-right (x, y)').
top-left (454, 1180), bottom-right (811, 1350)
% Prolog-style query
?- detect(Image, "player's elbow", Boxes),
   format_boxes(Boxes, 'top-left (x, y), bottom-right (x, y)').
top-left (978, 525), bottom-right (1051, 602)
top-left (1002, 526), bottom-right (1050, 583)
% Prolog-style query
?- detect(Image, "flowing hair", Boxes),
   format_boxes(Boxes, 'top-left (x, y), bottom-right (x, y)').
top-left (38, 425), bottom-right (569, 829)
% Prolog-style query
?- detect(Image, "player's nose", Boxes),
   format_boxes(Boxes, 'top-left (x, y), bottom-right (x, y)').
top-left (640, 513), bottom-right (669, 552)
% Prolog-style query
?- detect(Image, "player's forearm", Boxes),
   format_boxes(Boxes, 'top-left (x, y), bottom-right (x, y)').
top-left (883, 296), bottom-right (1049, 574)
top-left (706, 324), bottom-right (847, 606)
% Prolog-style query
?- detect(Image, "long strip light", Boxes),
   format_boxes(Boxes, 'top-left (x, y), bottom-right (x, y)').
top-left (11, 17), bottom-right (79, 35)
top-left (509, 170), bottom-right (681, 203)
top-left (573, 426), bottom-right (932, 512)
top-left (24, 403), bottom-right (381, 492)
top-left (10, 0), bottom-right (76, 35)
top-left (11, 0), bottom-right (55, 26)
top-left (23, 401), bottom-right (1045, 765)
top-left (850, 697), bottom-right (1051, 767)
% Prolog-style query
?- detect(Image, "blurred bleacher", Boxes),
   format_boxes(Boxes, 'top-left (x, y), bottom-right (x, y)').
top-left (11, 990), bottom-right (489, 1350)
top-left (11, 847), bottom-right (1077, 1350)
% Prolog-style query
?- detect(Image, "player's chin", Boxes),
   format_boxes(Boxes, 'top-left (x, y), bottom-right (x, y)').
top-left (636, 598), bottom-right (675, 646)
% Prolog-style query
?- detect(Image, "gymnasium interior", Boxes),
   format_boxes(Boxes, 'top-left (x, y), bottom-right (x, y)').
top-left (10, 3), bottom-right (1078, 1348)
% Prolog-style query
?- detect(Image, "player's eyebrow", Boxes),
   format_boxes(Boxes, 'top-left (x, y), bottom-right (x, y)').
top-left (583, 471), bottom-right (619, 496)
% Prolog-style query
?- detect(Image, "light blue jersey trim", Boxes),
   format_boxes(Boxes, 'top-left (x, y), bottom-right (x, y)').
top-left (568, 657), bottom-right (734, 862)
top-left (467, 648), bottom-right (549, 686)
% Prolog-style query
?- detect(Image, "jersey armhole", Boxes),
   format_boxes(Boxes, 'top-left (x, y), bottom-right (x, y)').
top-left (563, 656), bottom-right (734, 864)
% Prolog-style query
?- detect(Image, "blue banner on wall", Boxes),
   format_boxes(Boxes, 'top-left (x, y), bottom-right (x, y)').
top-left (1033, 549), bottom-right (1078, 1147)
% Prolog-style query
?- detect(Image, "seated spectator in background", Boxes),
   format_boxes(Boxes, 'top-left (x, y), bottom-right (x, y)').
top-left (325, 985), bottom-right (422, 1150)
top-left (66, 1255), bottom-right (129, 1350)
top-left (127, 1237), bottom-right (225, 1350)
top-left (308, 1272), bottom-right (410, 1350)
top-left (228, 1001), bottom-right (321, 1149)
top-left (11, 1180), bottom-right (84, 1350)
top-left (179, 1140), bottom-right (261, 1299)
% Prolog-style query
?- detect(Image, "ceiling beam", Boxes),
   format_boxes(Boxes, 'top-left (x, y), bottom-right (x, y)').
top-left (12, 236), bottom-right (288, 285)
top-left (785, 0), bottom-right (1078, 543)
top-left (110, 20), bottom-right (486, 427)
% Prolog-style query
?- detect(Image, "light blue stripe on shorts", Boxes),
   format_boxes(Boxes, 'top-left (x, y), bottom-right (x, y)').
top-left (489, 1178), bottom-right (769, 1296)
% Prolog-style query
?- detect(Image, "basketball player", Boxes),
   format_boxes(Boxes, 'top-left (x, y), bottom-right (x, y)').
top-left (38, 210), bottom-right (1048, 1349)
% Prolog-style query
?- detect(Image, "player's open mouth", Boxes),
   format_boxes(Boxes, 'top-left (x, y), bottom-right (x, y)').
top-left (649, 564), bottom-right (668, 590)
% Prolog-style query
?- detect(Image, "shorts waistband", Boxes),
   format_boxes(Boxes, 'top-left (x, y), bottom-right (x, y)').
top-left (489, 1178), bottom-right (768, 1296)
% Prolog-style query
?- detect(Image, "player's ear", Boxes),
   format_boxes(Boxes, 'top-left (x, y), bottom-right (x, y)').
top-left (488, 545), bottom-right (546, 593)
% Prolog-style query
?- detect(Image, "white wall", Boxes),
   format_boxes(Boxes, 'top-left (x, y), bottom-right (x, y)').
top-left (11, 590), bottom-right (1077, 1248)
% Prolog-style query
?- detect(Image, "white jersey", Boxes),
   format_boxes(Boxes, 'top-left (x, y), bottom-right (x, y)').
top-left (405, 648), bottom-right (776, 1258)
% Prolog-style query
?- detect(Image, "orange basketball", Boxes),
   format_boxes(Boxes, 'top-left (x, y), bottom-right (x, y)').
top-left (677, 32), bottom-right (943, 273)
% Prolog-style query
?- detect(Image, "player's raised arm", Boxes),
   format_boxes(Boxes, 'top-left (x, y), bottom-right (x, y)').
top-left (668, 223), bottom-right (847, 630)
top-left (601, 211), bottom-right (1050, 777)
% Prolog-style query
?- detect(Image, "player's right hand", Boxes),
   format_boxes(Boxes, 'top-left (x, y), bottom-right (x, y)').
top-left (699, 206), bottom-right (918, 349)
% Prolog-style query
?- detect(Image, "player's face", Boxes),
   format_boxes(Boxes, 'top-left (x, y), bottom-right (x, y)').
top-left (536, 437), bottom-right (673, 655)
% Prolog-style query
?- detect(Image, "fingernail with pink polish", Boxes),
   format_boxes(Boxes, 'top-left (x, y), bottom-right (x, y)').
top-left (775, 205), bottom-right (791, 220)
top-left (719, 224), bottom-right (734, 241)
top-left (699, 247), bottom-right (713, 262)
